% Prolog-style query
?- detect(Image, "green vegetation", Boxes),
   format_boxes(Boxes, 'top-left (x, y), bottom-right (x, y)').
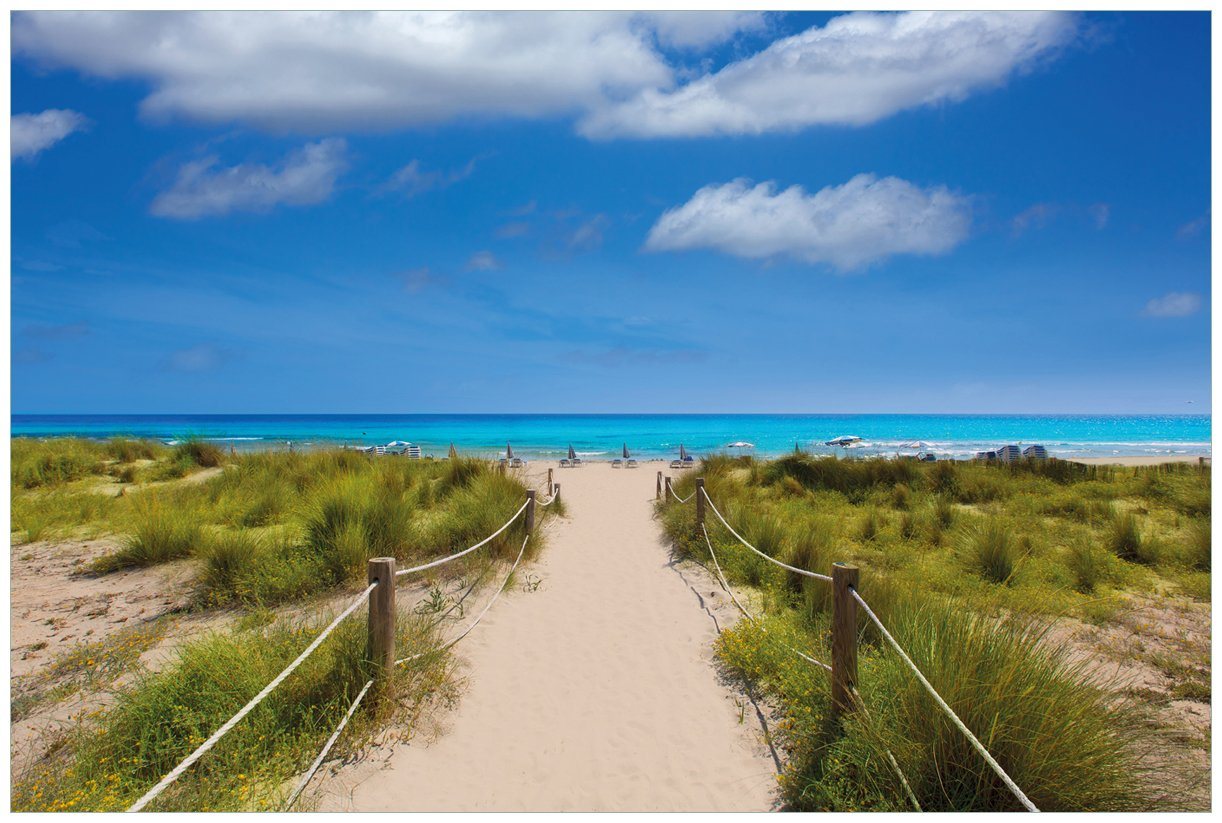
top-left (12, 611), bottom-right (451, 812)
top-left (660, 454), bottom-right (1209, 811)
top-left (11, 441), bottom-right (548, 607)
top-left (11, 438), bottom-right (557, 812)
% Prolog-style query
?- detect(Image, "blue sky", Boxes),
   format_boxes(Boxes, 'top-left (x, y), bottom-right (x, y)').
top-left (10, 10), bottom-right (1211, 414)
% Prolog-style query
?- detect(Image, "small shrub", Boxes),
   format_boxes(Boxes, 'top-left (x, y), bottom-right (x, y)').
top-left (891, 483), bottom-right (912, 510)
top-left (172, 439), bottom-right (226, 468)
top-left (96, 505), bottom-right (204, 571)
top-left (1066, 539), bottom-right (1108, 593)
top-left (858, 508), bottom-right (883, 542)
top-left (1187, 519), bottom-right (1210, 571)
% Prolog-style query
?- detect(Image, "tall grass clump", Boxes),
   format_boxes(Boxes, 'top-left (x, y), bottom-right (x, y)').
top-left (1106, 510), bottom-right (1145, 563)
top-left (1187, 518), bottom-right (1210, 571)
top-left (172, 439), bottom-right (226, 469)
top-left (1066, 538), bottom-right (1108, 593)
top-left (782, 522), bottom-right (834, 617)
top-left (766, 454), bottom-right (919, 501)
top-left (962, 520), bottom-right (1019, 584)
top-left (93, 501), bottom-right (204, 572)
top-left (105, 439), bottom-right (163, 463)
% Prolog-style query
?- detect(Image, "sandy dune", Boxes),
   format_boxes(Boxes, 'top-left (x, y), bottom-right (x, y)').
top-left (316, 461), bottom-right (779, 812)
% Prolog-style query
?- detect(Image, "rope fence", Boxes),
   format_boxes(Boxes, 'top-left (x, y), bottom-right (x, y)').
top-left (127, 491), bottom-right (540, 813)
top-left (664, 475), bottom-right (1040, 813)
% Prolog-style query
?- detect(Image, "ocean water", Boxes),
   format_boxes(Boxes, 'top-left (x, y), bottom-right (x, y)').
top-left (9, 414), bottom-right (1212, 460)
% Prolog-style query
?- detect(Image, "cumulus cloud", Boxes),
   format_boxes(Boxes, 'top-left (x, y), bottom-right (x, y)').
top-left (645, 174), bottom-right (972, 270)
top-left (14, 11), bottom-right (1073, 140)
top-left (581, 11), bottom-right (1076, 138)
top-left (465, 251), bottom-right (501, 271)
top-left (381, 157), bottom-right (477, 198)
top-left (150, 139), bottom-right (347, 219)
top-left (11, 108), bottom-right (87, 159)
top-left (1144, 292), bottom-right (1203, 318)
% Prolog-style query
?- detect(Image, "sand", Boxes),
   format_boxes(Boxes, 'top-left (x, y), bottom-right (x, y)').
top-left (315, 461), bottom-right (780, 812)
top-left (1072, 455), bottom-right (1209, 467)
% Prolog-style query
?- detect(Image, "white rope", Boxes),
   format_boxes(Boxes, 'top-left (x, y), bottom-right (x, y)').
top-left (701, 525), bottom-right (832, 673)
top-left (538, 491), bottom-right (558, 507)
top-left (127, 582), bottom-right (378, 813)
top-left (395, 533), bottom-right (530, 666)
top-left (700, 488), bottom-right (834, 583)
top-left (394, 499), bottom-right (529, 578)
top-left (283, 678), bottom-right (375, 811)
top-left (849, 588), bottom-right (1039, 813)
top-left (669, 487), bottom-right (695, 503)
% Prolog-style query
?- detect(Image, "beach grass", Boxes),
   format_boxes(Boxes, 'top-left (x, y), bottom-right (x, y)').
top-left (11, 608), bottom-right (453, 812)
top-left (660, 453), bottom-right (1208, 811)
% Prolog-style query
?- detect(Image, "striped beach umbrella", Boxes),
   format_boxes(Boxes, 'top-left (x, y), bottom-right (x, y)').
top-left (679, 443), bottom-right (688, 460)
top-left (568, 444), bottom-right (576, 460)
top-left (622, 443), bottom-right (630, 459)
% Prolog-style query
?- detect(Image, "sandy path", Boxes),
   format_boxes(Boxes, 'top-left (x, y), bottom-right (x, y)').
top-left (318, 461), bottom-right (779, 812)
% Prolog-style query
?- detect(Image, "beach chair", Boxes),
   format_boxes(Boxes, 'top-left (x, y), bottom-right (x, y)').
top-left (611, 458), bottom-right (623, 468)
top-left (406, 445), bottom-right (422, 460)
top-left (670, 459), bottom-right (683, 469)
top-left (559, 458), bottom-right (571, 468)
top-left (509, 457), bottom-right (525, 468)
top-left (917, 452), bottom-right (937, 462)
top-left (1022, 445), bottom-right (1048, 461)
top-left (681, 456), bottom-right (695, 469)
top-left (975, 450), bottom-right (998, 461)
top-left (626, 458), bottom-right (638, 468)
top-left (572, 457), bottom-right (583, 467)
top-left (374, 445), bottom-right (386, 456)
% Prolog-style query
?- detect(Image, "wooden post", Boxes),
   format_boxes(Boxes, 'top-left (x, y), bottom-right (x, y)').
top-left (831, 562), bottom-right (860, 716)
top-left (526, 490), bottom-right (536, 534)
top-left (367, 557), bottom-right (396, 685)
top-left (656, 471), bottom-right (663, 500)
top-left (548, 467), bottom-right (554, 494)
top-left (664, 475), bottom-right (672, 501)
top-left (695, 477), bottom-right (706, 528)
top-left (553, 483), bottom-right (561, 504)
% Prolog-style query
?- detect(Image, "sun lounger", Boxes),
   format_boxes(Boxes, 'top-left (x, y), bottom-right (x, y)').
top-left (1022, 445), bottom-right (1048, 460)
top-left (572, 457), bottom-right (583, 467)
top-left (509, 457), bottom-right (525, 468)
top-left (670, 459), bottom-right (682, 469)
top-left (626, 459), bottom-right (638, 468)
top-left (559, 458), bottom-right (571, 468)
top-left (917, 452), bottom-right (937, 462)
top-left (406, 445), bottom-right (422, 460)
top-left (681, 456), bottom-right (695, 468)
top-left (997, 444), bottom-right (1022, 462)
top-left (374, 445), bottom-right (386, 456)
top-left (611, 458), bottom-right (623, 468)
top-left (975, 450), bottom-right (998, 461)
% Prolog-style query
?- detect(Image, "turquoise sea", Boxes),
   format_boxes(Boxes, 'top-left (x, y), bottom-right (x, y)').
top-left (9, 414), bottom-right (1212, 461)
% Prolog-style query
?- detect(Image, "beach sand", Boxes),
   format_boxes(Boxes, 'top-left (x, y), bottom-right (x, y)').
top-left (1072, 455), bottom-right (1209, 467)
top-left (314, 461), bottom-right (780, 812)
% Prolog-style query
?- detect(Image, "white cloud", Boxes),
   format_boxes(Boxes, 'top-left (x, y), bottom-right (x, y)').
top-left (466, 251), bottom-right (500, 271)
top-left (150, 139), bottom-right (347, 219)
top-left (381, 157), bottom-right (477, 198)
top-left (645, 174), bottom-right (972, 270)
top-left (11, 108), bottom-right (87, 159)
top-left (1144, 292), bottom-right (1203, 318)
top-left (581, 11), bottom-right (1076, 138)
top-left (1011, 203), bottom-right (1057, 237)
top-left (14, 12), bottom-right (1073, 140)
top-left (11, 12), bottom-right (683, 132)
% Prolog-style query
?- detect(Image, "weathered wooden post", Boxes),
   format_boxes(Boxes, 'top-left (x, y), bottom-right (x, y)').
top-left (695, 477), bottom-right (706, 529)
top-left (831, 562), bottom-right (860, 716)
top-left (526, 490), bottom-right (536, 534)
top-left (367, 557), bottom-right (397, 686)
top-left (548, 467), bottom-right (554, 495)
top-left (553, 483), bottom-right (561, 505)
top-left (656, 471), bottom-right (663, 500)
top-left (664, 475), bottom-right (673, 501)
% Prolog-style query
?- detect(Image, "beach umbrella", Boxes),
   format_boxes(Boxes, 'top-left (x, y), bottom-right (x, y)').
top-left (506, 442), bottom-right (514, 460)
top-left (728, 441), bottom-right (755, 449)
top-left (622, 443), bottom-right (630, 459)
top-left (448, 443), bottom-right (458, 460)
top-left (679, 443), bottom-right (688, 460)
top-left (795, 442), bottom-right (802, 454)
top-left (568, 444), bottom-right (576, 460)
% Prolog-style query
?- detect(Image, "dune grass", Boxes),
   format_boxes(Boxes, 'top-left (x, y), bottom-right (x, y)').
top-left (659, 453), bottom-right (1208, 811)
top-left (12, 608), bottom-right (453, 812)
